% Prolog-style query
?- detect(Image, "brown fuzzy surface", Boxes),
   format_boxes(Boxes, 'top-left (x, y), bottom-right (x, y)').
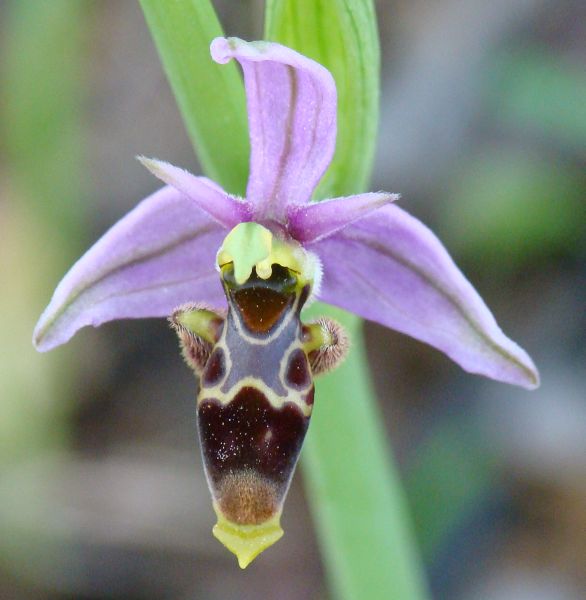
top-left (307, 318), bottom-right (350, 376)
top-left (217, 471), bottom-right (278, 525)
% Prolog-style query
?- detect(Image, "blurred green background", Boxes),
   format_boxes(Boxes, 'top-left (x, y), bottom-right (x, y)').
top-left (1, 1), bottom-right (585, 598)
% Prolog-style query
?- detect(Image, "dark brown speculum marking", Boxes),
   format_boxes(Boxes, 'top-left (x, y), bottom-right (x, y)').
top-left (202, 347), bottom-right (226, 386)
top-left (198, 387), bottom-right (309, 524)
top-left (285, 348), bottom-right (311, 388)
top-left (223, 264), bottom-right (297, 335)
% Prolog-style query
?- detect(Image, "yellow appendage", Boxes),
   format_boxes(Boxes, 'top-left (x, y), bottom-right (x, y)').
top-left (217, 222), bottom-right (316, 287)
top-left (212, 506), bottom-right (284, 569)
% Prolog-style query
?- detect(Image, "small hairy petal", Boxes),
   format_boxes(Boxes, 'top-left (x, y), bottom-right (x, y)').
top-left (304, 318), bottom-right (350, 377)
top-left (211, 37), bottom-right (337, 220)
top-left (287, 192), bottom-right (399, 243)
top-left (138, 157), bottom-right (252, 227)
top-left (33, 186), bottom-right (227, 351)
top-left (169, 303), bottom-right (224, 376)
top-left (312, 205), bottom-right (540, 389)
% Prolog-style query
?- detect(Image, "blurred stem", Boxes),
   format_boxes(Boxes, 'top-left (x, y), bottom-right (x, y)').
top-left (1, 0), bottom-right (86, 458)
top-left (0, 0), bottom-right (86, 578)
top-left (304, 306), bottom-right (430, 600)
top-left (2, 0), bottom-right (87, 243)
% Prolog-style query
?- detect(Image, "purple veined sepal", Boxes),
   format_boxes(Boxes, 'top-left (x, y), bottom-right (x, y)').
top-left (138, 157), bottom-right (253, 227)
top-left (170, 254), bottom-right (349, 568)
top-left (33, 184), bottom-right (229, 352)
top-left (311, 204), bottom-right (540, 390)
top-left (211, 37), bottom-right (338, 222)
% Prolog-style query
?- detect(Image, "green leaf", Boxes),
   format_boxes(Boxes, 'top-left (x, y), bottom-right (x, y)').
top-left (139, 0), bottom-right (249, 195)
top-left (265, 0), bottom-right (379, 199)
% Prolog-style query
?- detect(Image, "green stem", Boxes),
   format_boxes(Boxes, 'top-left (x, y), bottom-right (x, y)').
top-left (1, 0), bottom-right (86, 579)
top-left (304, 306), bottom-right (429, 600)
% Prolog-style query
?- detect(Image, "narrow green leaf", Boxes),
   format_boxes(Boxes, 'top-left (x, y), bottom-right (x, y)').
top-left (139, 0), bottom-right (249, 195)
top-left (265, 0), bottom-right (379, 199)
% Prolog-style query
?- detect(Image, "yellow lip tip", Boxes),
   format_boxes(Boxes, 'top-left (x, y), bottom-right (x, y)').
top-left (212, 513), bottom-right (284, 569)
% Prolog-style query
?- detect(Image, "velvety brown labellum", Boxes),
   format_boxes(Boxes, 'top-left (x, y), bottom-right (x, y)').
top-left (170, 249), bottom-right (349, 565)
top-left (197, 265), bottom-right (313, 526)
top-left (198, 387), bottom-right (309, 524)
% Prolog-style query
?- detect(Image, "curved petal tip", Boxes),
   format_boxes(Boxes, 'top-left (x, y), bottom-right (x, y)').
top-left (138, 156), bottom-right (250, 227)
top-left (313, 204), bottom-right (541, 391)
top-left (516, 355), bottom-right (540, 390)
top-left (211, 37), bottom-right (272, 65)
top-left (33, 317), bottom-right (59, 353)
top-left (210, 37), bottom-right (232, 64)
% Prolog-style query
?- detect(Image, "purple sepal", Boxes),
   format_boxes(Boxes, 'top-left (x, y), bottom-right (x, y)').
top-left (313, 205), bottom-right (540, 389)
top-left (287, 192), bottom-right (399, 243)
top-left (138, 157), bottom-right (252, 228)
top-left (211, 37), bottom-right (337, 220)
top-left (33, 186), bottom-right (227, 351)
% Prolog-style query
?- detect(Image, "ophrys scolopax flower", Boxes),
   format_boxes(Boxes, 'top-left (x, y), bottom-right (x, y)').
top-left (34, 38), bottom-right (539, 567)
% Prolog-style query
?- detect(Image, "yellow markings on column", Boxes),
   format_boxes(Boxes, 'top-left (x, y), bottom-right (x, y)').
top-left (217, 222), bottom-right (317, 287)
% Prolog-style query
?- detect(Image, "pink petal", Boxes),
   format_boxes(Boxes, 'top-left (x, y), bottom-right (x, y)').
top-left (287, 192), bottom-right (399, 243)
top-left (211, 37), bottom-right (337, 220)
top-left (138, 157), bottom-right (252, 227)
top-left (312, 205), bottom-right (540, 389)
top-left (34, 186), bottom-right (227, 351)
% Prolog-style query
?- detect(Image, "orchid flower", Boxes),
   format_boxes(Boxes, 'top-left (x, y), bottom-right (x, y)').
top-left (33, 38), bottom-right (538, 567)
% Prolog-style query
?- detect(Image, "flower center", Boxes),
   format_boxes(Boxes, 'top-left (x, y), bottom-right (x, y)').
top-left (216, 222), bottom-right (318, 289)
